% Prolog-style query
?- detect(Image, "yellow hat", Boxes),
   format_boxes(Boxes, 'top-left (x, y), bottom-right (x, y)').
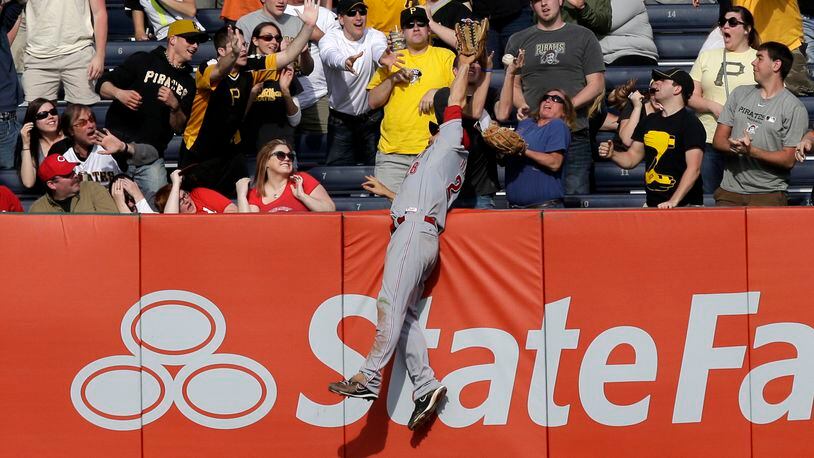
top-left (167, 20), bottom-right (208, 43)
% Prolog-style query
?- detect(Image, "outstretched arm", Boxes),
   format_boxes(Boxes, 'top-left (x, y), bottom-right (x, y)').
top-left (466, 52), bottom-right (493, 119)
top-left (447, 55), bottom-right (475, 110)
top-left (274, 0), bottom-right (318, 69)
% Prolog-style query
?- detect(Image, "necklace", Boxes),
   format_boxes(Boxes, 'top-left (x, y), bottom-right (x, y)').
top-left (269, 181), bottom-right (287, 199)
top-left (165, 51), bottom-right (184, 70)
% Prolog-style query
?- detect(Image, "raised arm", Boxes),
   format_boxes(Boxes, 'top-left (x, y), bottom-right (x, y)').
top-left (164, 170), bottom-right (183, 213)
top-left (466, 52), bottom-right (493, 119)
top-left (496, 51), bottom-right (523, 122)
top-left (274, 0), bottom-right (318, 69)
top-left (448, 54), bottom-right (476, 109)
top-left (209, 26), bottom-right (242, 85)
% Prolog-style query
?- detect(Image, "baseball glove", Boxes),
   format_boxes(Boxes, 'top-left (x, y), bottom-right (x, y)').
top-left (481, 122), bottom-right (527, 156)
top-left (454, 18), bottom-right (488, 60)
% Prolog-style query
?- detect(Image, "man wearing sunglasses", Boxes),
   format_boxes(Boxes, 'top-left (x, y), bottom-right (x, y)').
top-left (368, 4), bottom-right (455, 194)
top-left (96, 20), bottom-right (205, 199)
top-left (599, 68), bottom-right (706, 209)
top-left (0, 0), bottom-right (24, 170)
top-left (28, 154), bottom-right (117, 213)
top-left (319, 0), bottom-right (401, 165)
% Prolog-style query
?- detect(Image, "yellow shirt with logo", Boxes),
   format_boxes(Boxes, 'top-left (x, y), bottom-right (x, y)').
top-left (690, 47), bottom-right (757, 143)
top-left (734, 0), bottom-right (802, 50)
top-left (368, 46), bottom-right (455, 155)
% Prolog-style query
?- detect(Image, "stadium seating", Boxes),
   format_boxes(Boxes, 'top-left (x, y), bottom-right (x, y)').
top-left (332, 196), bottom-right (391, 211)
top-left (646, 4), bottom-right (718, 32)
top-left (307, 166), bottom-right (373, 194)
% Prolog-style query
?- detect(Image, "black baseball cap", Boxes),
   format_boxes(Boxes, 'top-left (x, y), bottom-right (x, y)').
top-left (651, 68), bottom-right (693, 100)
top-left (337, 0), bottom-right (366, 15)
top-left (400, 5), bottom-right (429, 27)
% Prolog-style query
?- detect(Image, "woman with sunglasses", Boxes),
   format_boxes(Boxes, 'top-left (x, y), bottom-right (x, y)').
top-left (689, 6), bottom-right (758, 193)
top-left (16, 98), bottom-right (64, 189)
top-left (496, 85), bottom-right (576, 208)
top-left (497, 54), bottom-right (575, 208)
top-left (242, 22), bottom-right (301, 150)
top-left (236, 139), bottom-right (335, 212)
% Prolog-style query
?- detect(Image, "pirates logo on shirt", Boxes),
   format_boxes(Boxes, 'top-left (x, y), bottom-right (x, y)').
top-left (535, 42), bottom-right (565, 65)
top-left (746, 123), bottom-right (758, 135)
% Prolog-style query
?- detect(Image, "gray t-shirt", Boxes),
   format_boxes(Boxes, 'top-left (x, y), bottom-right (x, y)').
top-left (505, 23), bottom-right (605, 131)
top-left (718, 85), bottom-right (809, 193)
top-left (391, 117), bottom-right (468, 231)
top-left (236, 9), bottom-right (304, 42)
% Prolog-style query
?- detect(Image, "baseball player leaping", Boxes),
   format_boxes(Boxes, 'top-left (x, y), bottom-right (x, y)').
top-left (328, 50), bottom-right (489, 431)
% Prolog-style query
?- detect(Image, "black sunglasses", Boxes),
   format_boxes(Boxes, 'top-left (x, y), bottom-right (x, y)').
top-left (404, 21), bottom-right (427, 29)
top-left (258, 34), bottom-right (283, 42)
top-left (718, 17), bottom-right (745, 27)
top-left (345, 7), bottom-right (367, 17)
top-left (541, 94), bottom-right (565, 104)
top-left (35, 107), bottom-right (58, 120)
top-left (272, 151), bottom-right (296, 161)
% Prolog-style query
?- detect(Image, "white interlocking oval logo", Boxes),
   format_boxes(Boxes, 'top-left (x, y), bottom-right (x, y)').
top-left (70, 290), bottom-right (276, 430)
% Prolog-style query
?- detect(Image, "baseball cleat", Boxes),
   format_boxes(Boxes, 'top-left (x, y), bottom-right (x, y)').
top-left (328, 379), bottom-right (378, 400)
top-left (407, 385), bottom-right (446, 430)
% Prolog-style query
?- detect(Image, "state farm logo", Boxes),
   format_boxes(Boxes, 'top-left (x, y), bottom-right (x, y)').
top-left (70, 290), bottom-right (276, 431)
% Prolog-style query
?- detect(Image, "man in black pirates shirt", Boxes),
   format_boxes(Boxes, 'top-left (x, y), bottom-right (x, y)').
top-left (180, 0), bottom-right (319, 197)
top-left (599, 68), bottom-right (705, 208)
top-left (96, 20), bottom-right (206, 199)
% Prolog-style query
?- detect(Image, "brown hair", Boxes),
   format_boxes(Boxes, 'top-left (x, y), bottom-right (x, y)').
top-left (254, 139), bottom-right (296, 197)
top-left (60, 104), bottom-right (94, 138)
top-left (607, 79), bottom-right (638, 111)
top-left (153, 184), bottom-right (172, 213)
top-left (534, 89), bottom-right (577, 131)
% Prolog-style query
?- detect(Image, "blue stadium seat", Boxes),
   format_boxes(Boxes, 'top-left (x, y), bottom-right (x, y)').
top-left (332, 196), bottom-right (391, 211)
top-left (108, 7), bottom-right (134, 40)
top-left (654, 33), bottom-right (707, 61)
top-left (790, 160), bottom-right (814, 188)
top-left (307, 166), bottom-right (372, 193)
top-left (198, 9), bottom-right (225, 32)
top-left (594, 161), bottom-right (645, 193)
top-left (295, 133), bottom-right (328, 165)
top-left (164, 136), bottom-right (183, 164)
top-left (565, 193), bottom-right (647, 208)
top-left (106, 41), bottom-right (217, 69)
top-left (0, 170), bottom-right (25, 195)
top-left (646, 4), bottom-right (718, 33)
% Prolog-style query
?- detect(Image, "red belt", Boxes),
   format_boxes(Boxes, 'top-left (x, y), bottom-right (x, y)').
top-left (392, 215), bottom-right (437, 233)
top-left (396, 215), bottom-right (436, 226)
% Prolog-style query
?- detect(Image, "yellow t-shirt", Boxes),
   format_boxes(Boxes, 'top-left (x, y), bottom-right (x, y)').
top-left (734, 0), bottom-right (802, 50)
top-left (368, 46), bottom-right (455, 154)
top-left (689, 47), bottom-right (757, 143)
top-left (367, 0), bottom-right (426, 35)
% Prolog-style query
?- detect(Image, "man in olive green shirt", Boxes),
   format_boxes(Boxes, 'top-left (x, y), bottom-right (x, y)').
top-left (29, 154), bottom-right (118, 213)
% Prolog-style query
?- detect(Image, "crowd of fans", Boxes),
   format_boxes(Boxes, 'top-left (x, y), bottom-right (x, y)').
top-left (0, 0), bottom-right (813, 213)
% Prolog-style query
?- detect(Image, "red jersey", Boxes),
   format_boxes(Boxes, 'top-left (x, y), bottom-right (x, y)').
top-left (190, 187), bottom-right (232, 214)
top-left (0, 186), bottom-right (22, 212)
top-left (247, 172), bottom-right (319, 213)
